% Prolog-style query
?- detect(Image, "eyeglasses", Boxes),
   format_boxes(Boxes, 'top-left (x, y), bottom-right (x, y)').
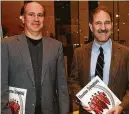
top-left (26, 12), bottom-right (44, 18)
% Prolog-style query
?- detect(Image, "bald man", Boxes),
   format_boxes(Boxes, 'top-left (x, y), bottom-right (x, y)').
top-left (1, 2), bottom-right (69, 114)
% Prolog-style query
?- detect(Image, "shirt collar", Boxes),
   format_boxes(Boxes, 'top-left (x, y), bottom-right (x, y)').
top-left (92, 39), bottom-right (112, 53)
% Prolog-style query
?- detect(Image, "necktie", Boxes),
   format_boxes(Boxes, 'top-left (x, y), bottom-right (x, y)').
top-left (95, 47), bottom-right (104, 80)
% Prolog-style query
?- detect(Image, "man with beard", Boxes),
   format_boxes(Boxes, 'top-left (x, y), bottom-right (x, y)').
top-left (1, 2), bottom-right (69, 114)
top-left (69, 6), bottom-right (129, 114)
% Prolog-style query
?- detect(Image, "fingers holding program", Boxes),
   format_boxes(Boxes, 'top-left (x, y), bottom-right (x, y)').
top-left (81, 103), bottom-right (92, 113)
top-left (106, 105), bottom-right (123, 114)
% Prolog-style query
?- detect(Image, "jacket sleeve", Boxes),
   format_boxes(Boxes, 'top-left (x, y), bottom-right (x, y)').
top-left (120, 49), bottom-right (129, 110)
top-left (1, 39), bottom-right (11, 114)
top-left (57, 43), bottom-right (70, 114)
top-left (68, 49), bottom-right (81, 102)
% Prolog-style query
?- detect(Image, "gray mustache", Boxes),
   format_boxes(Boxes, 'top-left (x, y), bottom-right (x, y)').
top-left (98, 29), bottom-right (109, 33)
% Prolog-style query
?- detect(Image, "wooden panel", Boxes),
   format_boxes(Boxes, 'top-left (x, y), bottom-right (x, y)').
top-left (2, 1), bottom-right (24, 36)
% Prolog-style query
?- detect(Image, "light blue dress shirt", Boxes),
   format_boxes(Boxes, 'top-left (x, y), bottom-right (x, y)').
top-left (90, 39), bottom-right (112, 85)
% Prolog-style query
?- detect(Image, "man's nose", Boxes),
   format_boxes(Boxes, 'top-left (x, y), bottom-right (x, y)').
top-left (101, 23), bottom-right (106, 30)
top-left (34, 15), bottom-right (39, 21)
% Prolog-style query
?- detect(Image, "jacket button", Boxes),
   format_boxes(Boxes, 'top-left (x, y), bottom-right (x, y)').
top-left (32, 104), bottom-right (35, 106)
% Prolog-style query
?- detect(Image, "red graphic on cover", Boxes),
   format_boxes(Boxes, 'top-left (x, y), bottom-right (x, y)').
top-left (96, 91), bottom-right (110, 105)
top-left (8, 99), bottom-right (20, 114)
top-left (85, 91), bottom-right (110, 114)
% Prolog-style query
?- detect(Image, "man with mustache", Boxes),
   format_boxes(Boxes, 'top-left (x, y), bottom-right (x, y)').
top-left (69, 6), bottom-right (129, 114)
top-left (1, 2), bottom-right (69, 114)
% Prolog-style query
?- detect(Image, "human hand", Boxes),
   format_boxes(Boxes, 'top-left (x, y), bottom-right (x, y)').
top-left (106, 105), bottom-right (123, 114)
top-left (81, 103), bottom-right (92, 113)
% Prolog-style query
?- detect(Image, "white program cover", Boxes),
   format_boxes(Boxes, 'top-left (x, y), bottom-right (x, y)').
top-left (8, 86), bottom-right (27, 114)
top-left (76, 76), bottom-right (121, 114)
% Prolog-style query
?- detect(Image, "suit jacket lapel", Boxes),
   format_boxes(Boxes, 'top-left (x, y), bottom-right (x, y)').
top-left (41, 37), bottom-right (48, 85)
top-left (17, 33), bottom-right (35, 86)
top-left (108, 41), bottom-right (121, 88)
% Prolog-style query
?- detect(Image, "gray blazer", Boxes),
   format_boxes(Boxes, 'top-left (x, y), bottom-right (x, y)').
top-left (1, 33), bottom-right (69, 114)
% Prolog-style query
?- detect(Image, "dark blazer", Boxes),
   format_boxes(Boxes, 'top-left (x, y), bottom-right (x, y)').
top-left (1, 33), bottom-right (69, 114)
top-left (69, 41), bottom-right (129, 114)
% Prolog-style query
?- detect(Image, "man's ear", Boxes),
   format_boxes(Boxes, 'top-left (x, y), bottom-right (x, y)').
top-left (89, 23), bottom-right (93, 32)
top-left (20, 16), bottom-right (25, 24)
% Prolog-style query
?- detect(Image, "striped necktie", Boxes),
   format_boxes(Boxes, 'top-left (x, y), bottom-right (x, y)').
top-left (95, 47), bottom-right (104, 80)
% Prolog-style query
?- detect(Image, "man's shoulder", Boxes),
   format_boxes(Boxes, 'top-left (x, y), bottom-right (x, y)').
top-left (1, 34), bottom-right (21, 44)
top-left (113, 41), bottom-right (129, 52)
top-left (43, 36), bottom-right (62, 45)
top-left (75, 42), bottom-right (93, 52)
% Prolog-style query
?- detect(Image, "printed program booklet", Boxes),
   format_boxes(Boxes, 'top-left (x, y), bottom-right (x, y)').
top-left (76, 76), bottom-right (121, 114)
top-left (8, 86), bottom-right (27, 114)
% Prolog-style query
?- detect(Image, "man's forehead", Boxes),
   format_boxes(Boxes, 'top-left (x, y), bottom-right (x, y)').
top-left (25, 2), bottom-right (44, 13)
top-left (93, 11), bottom-right (111, 21)
top-left (94, 10), bottom-right (110, 17)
